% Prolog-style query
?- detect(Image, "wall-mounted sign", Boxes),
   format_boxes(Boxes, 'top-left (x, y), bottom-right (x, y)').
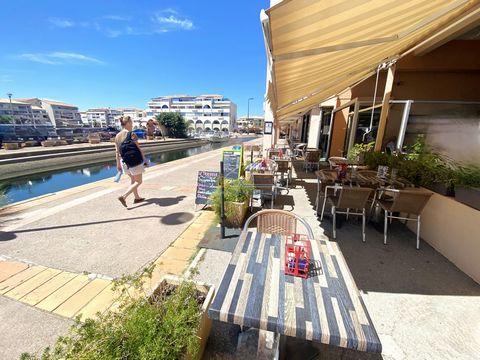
top-left (264, 121), bottom-right (273, 134)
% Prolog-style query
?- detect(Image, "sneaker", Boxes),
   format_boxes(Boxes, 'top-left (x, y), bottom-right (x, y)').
top-left (118, 196), bottom-right (127, 208)
top-left (133, 197), bottom-right (146, 204)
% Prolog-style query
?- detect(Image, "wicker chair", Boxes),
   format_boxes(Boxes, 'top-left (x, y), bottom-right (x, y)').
top-left (376, 189), bottom-right (433, 249)
top-left (304, 150), bottom-right (321, 173)
top-left (251, 174), bottom-right (276, 210)
top-left (244, 209), bottom-right (314, 239)
top-left (324, 187), bottom-right (373, 241)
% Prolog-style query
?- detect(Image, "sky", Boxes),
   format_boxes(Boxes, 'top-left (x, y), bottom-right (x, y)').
top-left (0, 0), bottom-right (270, 116)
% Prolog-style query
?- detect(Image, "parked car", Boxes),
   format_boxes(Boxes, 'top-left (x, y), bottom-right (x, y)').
top-left (133, 128), bottom-right (146, 139)
top-left (72, 128), bottom-right (91, 143)
top-left (102, 127), bottom-right (119, 137)
top-left (56, 128), bottom-right (74, 141)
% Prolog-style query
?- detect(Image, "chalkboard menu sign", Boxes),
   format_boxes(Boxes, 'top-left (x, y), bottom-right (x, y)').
top-left (195, 171), bottom-right (219, 205)
top-left (223, 150), bottom-right (242, 180)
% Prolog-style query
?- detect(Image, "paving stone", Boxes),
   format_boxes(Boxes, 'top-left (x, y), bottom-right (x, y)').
top-left (75, 283), bottom-right (118, 320)
top-left (153, 257), bottom-right (187, 276)
top-left (162, 246), bottom-right (197, 262)
top-left (0, 261), bottom-right (29, 283)
top-left (172, 235), bottom-right (201, 249)
top-left (54, 278), bottom-right (110, 318)
top-left (4, 268), bottom-right (61, 300)
top-left (36, 275), bottom-right (90, 312)
top-left (0, 265), bottom-right (47, 295)
top-left (21, 271), bottom-right (78, 306)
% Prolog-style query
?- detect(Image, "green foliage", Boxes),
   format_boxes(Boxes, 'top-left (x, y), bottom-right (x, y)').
top-left (155, 112), bottom-right (187, 138)
top-left (455, 165), bottom-right (480, 188)
top-left (0, 115), bottom-right (12, 124)
top-left (364, 135), bottom-right (458, 187)
top-left (22, 267), bottom-right (203, 360)
top-left (347, 142), bottom-right (374, 162)
top-left (210, 178), bottom-right (253, 218)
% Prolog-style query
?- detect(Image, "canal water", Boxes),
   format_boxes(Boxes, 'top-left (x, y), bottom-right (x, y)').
top-left (0, 137), bottom-right (253, 207)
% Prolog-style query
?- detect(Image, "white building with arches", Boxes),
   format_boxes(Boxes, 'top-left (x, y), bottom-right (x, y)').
top-left (146, 94), bottom-right (237, 132)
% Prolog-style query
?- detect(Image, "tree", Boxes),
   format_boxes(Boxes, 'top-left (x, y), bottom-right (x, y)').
top-left (0, 115), bottom-right (12, 124)
top-left (155, 112), bottom-right (187, 138)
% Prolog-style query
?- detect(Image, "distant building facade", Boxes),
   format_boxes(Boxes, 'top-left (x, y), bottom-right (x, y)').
top-left (237, 115), bottom-right (264, 131)
top-left (20, 98), bottom-right (81, 127)
top-left (146, 94), bottom-right (237, 132)
top-left (84, 108), bottom-right (122, 127)
top-left (0, 98), bottom-right (52, 126)
top-left (117, 108), bottom-right (146, 128)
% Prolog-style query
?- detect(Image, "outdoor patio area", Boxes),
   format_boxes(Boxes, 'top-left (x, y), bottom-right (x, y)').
top-left (194, 155), bottom-right (480, 360)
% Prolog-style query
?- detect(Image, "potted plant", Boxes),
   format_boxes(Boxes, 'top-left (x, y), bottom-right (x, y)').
top-left (347, 141), bottom-right (374, 164)
top-left (454, 165), bottom-right (480, 210)
top-left (21, 268), bottom-right (215, 360)
top-left (210, 178), bottom-right (253, 228)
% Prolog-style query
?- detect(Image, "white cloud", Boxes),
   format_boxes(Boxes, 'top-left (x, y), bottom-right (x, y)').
top-left (0, 75), bottom-right (13, 83)
top-left (102, 15), bottom-right (130, 21)
top-left (48, 17), bottom-right (75, 28)
top-left (16, 52), bottom-right (104, 65)
top-left (153, 14), bottom-right (194, 30)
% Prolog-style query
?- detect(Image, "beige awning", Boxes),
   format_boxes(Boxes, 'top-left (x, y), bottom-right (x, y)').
top-left (264, 0), bottom-right (480, 121)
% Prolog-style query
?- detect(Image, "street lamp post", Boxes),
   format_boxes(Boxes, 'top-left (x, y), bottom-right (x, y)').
top-left (247, 97), bottom-right (254, 129)
top-left (7, 93), bottom-right (15, 134)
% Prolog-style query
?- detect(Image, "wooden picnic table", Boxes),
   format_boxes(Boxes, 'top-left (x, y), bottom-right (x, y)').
top-left (208, 229), bottom-right (382, 353)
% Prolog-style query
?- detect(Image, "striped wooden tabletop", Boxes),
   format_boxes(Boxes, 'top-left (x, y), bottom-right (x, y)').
top-left (208, 230), bottom-right (382, 353)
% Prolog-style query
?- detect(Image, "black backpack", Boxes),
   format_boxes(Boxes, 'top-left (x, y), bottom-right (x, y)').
top-left (120, 132), bottom-right (143, 168)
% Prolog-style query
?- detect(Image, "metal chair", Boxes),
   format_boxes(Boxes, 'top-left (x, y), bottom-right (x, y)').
top-left (325, 187), bottom-right (373, 241)
top-left (375, 189), bottom-right (433, 249)
top-left (275, 159), bottom-right (291, 188)
top-left (303, 150), bottom-right (321, 173)
top-left (293, 143), bottom-right (307, 158)
top-left (251, 174), bottom-right (276, 210)
top-left (244, 209), bottom-right (314, 239)
top-left (328, 156), bottom-right (348, 169)
top-left (268, 149), bottom-right (281, 159)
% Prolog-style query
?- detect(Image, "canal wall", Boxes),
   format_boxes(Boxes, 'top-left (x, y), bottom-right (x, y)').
top-left (0, 139), bottom-right (207, 181)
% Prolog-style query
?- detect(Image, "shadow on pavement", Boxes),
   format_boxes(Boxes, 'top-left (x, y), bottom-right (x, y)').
top-left (160, 212), bottom-right (194, 225)
top-left (132, 196), bottom-right (187, 209)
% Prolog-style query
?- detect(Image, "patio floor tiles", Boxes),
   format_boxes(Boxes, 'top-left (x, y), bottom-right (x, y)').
top-left (54, 278), bottom-right (110, 318)
top-left (4, 268), bottom-right (62, 300)
top-left (74, 283), bottom-right (118, 320)
top-left (0, 265), bottom-right (47, 295)
top-left (0, 261), bottom-right (29, 282)
top-left (36, 274), bottom-right (90, 312)
top-left (21, 271), bottom-right (78, 306)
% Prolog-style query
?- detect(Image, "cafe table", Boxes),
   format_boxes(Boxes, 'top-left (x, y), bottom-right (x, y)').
top-left (208, 229), bottom-right (382, 354)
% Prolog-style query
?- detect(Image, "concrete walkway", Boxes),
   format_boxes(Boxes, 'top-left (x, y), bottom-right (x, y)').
top-left (0, 141), bottom-right (230, 359)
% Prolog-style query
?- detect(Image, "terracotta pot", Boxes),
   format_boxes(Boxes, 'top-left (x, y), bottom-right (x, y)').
top-left (151, 275), bottom-right (215, 360)
top-left (224, 200), bottom-right (248, 228)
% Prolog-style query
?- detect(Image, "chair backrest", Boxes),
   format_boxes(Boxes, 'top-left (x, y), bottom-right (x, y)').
top-left (305, 150), bottom-right (321, 162)
top-left (253, 174), bottom-right (274, 189)
top-left (276, 159), bottom-right (290, 173)
top-left (328, 156), bottom-right (347, 169)
top-left (390, 189), bottom-right (433, 215)
top-left (268, 149), bottom-right (281, 159)
top-left (336, 187), bottom-right (373, 210)
top-left (295, 143), bottom-right (307, 150)
top-left (243, 209), bottom-right (315, 239)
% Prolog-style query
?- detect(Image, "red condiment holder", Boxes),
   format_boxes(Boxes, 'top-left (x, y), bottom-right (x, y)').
top-left (284, 233), bottom-right (311, 278)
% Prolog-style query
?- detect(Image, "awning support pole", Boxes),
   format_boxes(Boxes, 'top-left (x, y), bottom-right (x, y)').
top-left (374, 64), bottom-right (396, 152)
top-left (397, 100), bottom-right (412, 151)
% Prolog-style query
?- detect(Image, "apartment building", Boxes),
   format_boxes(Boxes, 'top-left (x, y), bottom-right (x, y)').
top-left (20, 98), bottom-right (81, 127)
top-left (237, 115), bottom-right (264, 131)
top-left (146, 94), bottom-right (237, 132)
top-left (0, 98), bottom-right (34, 125)
top-left (84, 108), bottom-right (122, 127)
top-left (116, 108), bottom-right (146, 128)
top-left (31, 106), bottom-right (51, 125)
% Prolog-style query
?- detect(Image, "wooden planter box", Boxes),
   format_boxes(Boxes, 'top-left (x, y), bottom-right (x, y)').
top-left (425, 182), bottom-right (455, 197)
top-left (151, 275), bottom-right (215, 360)
top-left (455, 187), bottom-right (480, 211)
top-left (225, 200), bottom-right (249, 228)
top-left (147, 135), bottom-right (154, 140)
top-left (3, 142), bottom-right (20, 150)
top-left (42, 140), bottom-right (57, 147)
top-left (23, 140), bottom-right (39, 147)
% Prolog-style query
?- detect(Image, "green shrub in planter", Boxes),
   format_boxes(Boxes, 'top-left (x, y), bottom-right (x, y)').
top-left (454, 165), bottom-right (480, 210)
top-left (347, 142), bottom-right (374, 164)
top-left (21, 268), bottom-right (204, 360)
top-left (210, 178), bottom-right (253, 228)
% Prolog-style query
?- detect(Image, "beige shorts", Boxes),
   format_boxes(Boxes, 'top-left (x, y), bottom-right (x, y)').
top-left (121, 161), bottom-right (145, 176)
